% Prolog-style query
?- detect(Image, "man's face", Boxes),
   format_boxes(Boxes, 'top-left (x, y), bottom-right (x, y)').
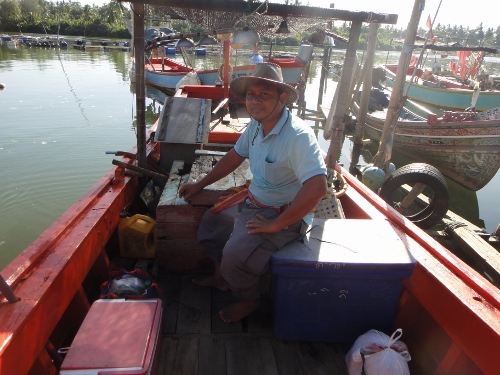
top-left (245, 81), bottom-right (286, 122)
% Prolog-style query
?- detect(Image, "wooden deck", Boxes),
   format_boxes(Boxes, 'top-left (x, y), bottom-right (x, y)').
top-left (155, 272), bottom-right (351, 375)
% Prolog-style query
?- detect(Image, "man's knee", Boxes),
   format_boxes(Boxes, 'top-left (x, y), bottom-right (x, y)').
top-left (197, 210), bottom-right (234, 243)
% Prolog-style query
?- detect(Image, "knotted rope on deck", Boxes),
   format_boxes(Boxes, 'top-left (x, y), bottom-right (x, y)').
top-left (444, 221), bottom-right (468, 236)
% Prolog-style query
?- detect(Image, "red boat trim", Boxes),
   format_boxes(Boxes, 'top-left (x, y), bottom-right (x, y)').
top-left (339, 164), bottom-right (500, 309)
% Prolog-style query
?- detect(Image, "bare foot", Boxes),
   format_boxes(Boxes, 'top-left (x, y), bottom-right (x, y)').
top-left (219, 299), bottom-right (260, 323)
top-left (192, 275), bottom-right (229, 292)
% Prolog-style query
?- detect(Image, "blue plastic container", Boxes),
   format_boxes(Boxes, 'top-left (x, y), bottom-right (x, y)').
top-left (250, 53), bottom-right (264, 64)
top-left (271, 219), bottom-right (416, 343)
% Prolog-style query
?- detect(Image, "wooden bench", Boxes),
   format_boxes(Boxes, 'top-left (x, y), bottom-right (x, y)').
top-left (155, 150), bottom-right (344, 273)
top-left (155, 151), bottom-right (251, 272)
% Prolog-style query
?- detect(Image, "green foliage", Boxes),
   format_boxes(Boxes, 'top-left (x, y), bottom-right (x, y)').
top-left (0, 0), bottom-right (129, 37)
top-left (0, 0), bottom-right (22, 30)
top-left (1, 0), bottom-right (500, 50)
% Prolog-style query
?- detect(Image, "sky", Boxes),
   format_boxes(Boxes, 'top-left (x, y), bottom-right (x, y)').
top-left (75, 0), bottom-right (497, 31)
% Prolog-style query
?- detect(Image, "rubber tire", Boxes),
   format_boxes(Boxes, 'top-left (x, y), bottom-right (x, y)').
top-left (379, 163), bottom-right (449, 229)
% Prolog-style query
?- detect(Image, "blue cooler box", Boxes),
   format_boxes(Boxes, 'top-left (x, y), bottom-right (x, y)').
top-left (271, 219), bottom-right (416, 342)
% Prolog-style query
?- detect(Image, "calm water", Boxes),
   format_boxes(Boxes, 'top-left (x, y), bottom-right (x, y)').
top-left (0, 42), bottom-right (499, 269)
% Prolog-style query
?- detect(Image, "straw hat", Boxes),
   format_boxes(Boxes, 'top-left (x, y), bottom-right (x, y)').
top-left (230, 63), bottom-right (299, 105)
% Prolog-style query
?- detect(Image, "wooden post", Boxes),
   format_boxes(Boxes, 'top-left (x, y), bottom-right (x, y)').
top-left (325, 20), bottom-right (362, 170)
top-left (317, 46), bottom-right (331, 107)
top-left (223, 38), bottom-right (230, 99)
top-left (133, 3), bottom-right (147, 169)
top-left (298, 53), bottom-right (312, 117)
top-left (346, 53), bottom-right (364, 112)
top-left (372, 0), bottom-right (424, 169)
top-left (353, 23), bottom-right (379, 147)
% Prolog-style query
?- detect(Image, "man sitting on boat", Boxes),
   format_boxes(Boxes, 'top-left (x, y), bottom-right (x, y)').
top-left (179, 63), bottom-right (327, 323)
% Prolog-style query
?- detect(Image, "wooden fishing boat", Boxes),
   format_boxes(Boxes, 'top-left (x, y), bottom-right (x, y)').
top-left (2, 2), bottom-right (500, 375)
top-left (383, 63), bottom-right (500, 111)
top-left (351, 100), bottom-right (500, 191)
top-left (144, 44), bottom-right (313, 92)
top-left (2, 103), bottom-right (500, 374)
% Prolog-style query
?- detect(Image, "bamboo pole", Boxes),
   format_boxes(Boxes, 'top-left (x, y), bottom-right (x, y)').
top-left (325, 21), bottom-right (362, 170)
top-left (346, 53), bottom-right (364, 115)
top-left (133, 3), bottom-right (147, 169)
top-left (353, 23), bottom-right (379, 147)
top-left (372, 0), bottom-right (424, 169)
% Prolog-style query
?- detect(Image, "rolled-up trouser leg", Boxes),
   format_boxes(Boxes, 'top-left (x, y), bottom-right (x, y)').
top-left (220, 205), bottom-right (305, 300)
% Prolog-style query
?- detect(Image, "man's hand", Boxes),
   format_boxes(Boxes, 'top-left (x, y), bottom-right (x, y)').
top-left (178, 182), bottom-right (203, 202)
top-left (246, 214), bottom-right (287, 234)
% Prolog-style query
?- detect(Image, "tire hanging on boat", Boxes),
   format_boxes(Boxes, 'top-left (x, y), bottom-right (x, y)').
top-left (379, 163), bottom-right (449, 229)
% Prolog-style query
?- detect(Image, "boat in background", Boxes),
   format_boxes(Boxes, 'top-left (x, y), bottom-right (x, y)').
top-left (0, 35), bottom-right (19, 48)
top-left (352, 99), bottom-right (500, 191)
top-left (143, 44), bottom-right (313, 92)
top-left (383, 63), bottom-right (500, 111)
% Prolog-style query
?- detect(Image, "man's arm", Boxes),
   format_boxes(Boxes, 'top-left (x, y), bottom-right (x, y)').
top-left (179, 149), bottom-right (246, 201)
top-left (246, 174), bottom-right (327, 234)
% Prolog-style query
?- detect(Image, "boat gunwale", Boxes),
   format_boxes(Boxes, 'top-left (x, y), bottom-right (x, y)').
top-left (341, 165), bottom-right (500, 310)
top-left (341, 165), bottom-right (500, 373)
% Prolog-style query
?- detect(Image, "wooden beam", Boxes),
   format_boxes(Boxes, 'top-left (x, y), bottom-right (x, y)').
top-left (325, 20), bottom-right (362, 169)
top-left (119, 0), bottom-right (398, 24)
top-left (133, 3), bottom-right (147, 169)
top-left (353, 22), bottom-right (378, 147)
top-left (372, 0), bottom-right (423, 168)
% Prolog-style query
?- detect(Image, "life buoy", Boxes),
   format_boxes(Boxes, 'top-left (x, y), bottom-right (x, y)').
top-left (218, 63), bottom-right (233, 81)
top-left (379, 163), bottom-right (449, 229)
top-left (413, 75), bottom-right (419, 83)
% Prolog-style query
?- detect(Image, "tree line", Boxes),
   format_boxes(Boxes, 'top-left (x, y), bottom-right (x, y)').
top-left (0, 0), bottom-right (130, 38)
top-left (1, 0), bottom-right (498, 52)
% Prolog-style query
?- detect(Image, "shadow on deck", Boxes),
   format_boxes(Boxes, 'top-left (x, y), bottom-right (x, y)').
top-left (156, 273), bottom-right (351, 375)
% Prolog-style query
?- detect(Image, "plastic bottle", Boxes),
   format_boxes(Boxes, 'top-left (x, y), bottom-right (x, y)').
top-left (251, 43), bottom-right (264, 64)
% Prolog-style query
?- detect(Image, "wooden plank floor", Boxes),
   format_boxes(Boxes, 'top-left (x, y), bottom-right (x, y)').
top-left (155, 273), bottom-right (350, 375)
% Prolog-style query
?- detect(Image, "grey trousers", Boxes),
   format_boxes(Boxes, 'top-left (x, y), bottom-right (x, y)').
top-left (198, 203), bottom-right (307, 300)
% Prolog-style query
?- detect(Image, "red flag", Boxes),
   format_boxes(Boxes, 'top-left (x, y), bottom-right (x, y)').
top-left (426, 15), bottom-right (433, 39)
top-left (460, 65), bottom-right (468, 81)
top-left (449, 61), bottom-right (459, 76)
top-left (458, 50), bottom-right (471, 69)
top-left (470, 51), bottom-right (484, 78)
top-left (426, 15), bottom-right (432, 29)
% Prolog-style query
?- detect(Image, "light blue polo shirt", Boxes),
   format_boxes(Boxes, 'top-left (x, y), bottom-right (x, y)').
top-left (234, 108), bottom-right (327, 223)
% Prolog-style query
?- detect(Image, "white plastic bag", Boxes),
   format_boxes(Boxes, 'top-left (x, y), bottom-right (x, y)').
top-left (346, 329), bottom-right (411, 375)
top-left (175, 71), bottom-right (201, 91)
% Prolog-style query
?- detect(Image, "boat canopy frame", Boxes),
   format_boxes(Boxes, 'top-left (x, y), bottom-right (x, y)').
top-left (119, 0), bottom-right (398, 170)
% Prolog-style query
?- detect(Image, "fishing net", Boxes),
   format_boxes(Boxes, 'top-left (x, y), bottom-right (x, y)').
top-left (154, 4), bottom-right (327, 38)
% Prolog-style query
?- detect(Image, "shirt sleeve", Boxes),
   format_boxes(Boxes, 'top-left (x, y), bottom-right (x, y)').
top-left (234, 120), bottom-right (255, 158)
top-left (289, 131), bottom-right (327, 184)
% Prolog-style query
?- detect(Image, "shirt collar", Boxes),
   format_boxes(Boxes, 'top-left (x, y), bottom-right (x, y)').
top-left (267, 108), bottom-right (290, 137)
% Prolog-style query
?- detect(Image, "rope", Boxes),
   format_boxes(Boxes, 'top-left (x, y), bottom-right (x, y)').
top-left (444, 221), bottom-right (468, 236)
